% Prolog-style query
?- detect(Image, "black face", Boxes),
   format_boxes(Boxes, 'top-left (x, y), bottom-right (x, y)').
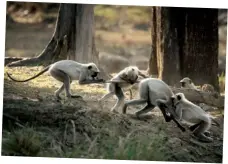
top-left (129, 75), bottom-right (138, 84)
top-left (181, 82), bottom-right (186, 87)
top-left (91, 72), bottom-right (98, 78)
top-left (177, 95), bottom-right (182, 100)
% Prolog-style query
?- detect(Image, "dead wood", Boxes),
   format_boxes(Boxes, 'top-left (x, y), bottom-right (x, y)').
top-left (171, 87), bottom-right (224, 108)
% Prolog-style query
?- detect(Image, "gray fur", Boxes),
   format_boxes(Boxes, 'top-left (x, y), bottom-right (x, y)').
top-left (172, 93), bottom-right (213, 142)
top-left (7, 60), bottom-right (104, 100)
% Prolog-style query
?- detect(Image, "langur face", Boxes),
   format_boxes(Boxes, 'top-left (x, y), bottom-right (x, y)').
top-left (87, 63), bottom-right (100, 78)
top-left (126, 66), bottom-right (139, 84)
top-left (180, 77), bottom-right (192, 87)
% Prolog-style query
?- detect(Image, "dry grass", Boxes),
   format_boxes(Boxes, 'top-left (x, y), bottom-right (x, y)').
top-left (2, 67), bottom-right (224, 163)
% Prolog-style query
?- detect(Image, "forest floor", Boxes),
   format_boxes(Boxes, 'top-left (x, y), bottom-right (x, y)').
top-left (3, 5), bottom-right (226, 162)
top-left (2, 66), bottom-right (224, 163)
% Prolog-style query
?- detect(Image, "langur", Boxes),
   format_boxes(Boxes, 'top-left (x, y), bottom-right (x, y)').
top-left (6, 60), bottom-right (104, 100)
top-left (99, 66), bottom-right (148, 113)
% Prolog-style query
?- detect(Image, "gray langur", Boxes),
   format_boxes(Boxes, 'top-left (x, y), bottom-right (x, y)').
top-left (122, 78), bottom-right (186, 132)
top-left (6, 60), bottom-right (104, 100)
top-left (170, 92), bottom-right (213, 142)
top-left (98, 66), bottom-right (148, 113)
top-left (180, 77), bottom-right (200, 90)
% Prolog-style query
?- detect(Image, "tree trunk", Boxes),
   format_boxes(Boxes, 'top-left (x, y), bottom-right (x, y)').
top-left (147, 7), bottom-right (158, 76)
top-left (152, 7), bottom-right (219, 90)
top-left (152, 7), bottom-right (182, 85)
top-left (183, 8), bottom-right (219, 91)
top-left (6, 3), bottom-right (109, 79)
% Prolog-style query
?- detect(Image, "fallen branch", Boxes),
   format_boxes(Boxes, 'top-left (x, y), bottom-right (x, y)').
top-left (171, 87), bottom-right (224, 108)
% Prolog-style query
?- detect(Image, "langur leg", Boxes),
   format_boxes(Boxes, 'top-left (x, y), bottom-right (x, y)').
top-left (111, 84), bottom-right (124, 113)
top-left (99, 92), bottom-right (114, 102)
top-left (156, 99), bottom-right (185, 132)
top-left (55, 84), bottom-right (64, 100)
top-left (98, 92), bottom-right (114, 109)
top-left (50, 69), bottom-right (81, 99)
top-left (135, 103), bottom-right (155, 118)
top-left (192, 121), bottom-right (213, 142)
top-left (122, 99), bottom-right (147, 114)
top-left (156, 101), bottom-right (172, 122)
top-left (129, 89), bottom-right (133, 99)
top-left (189, 121), bottom-right (210, 136)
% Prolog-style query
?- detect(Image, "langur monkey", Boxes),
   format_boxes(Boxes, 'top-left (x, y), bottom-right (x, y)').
top-left (180, 77), bottom-right (200, 90)
top-left (169, 93), bottom-right (213, 142)
top-left (122, 78), bottom-right (186, 132)
top-left (99, 66), bottom-right (148, 113)
top-left (6, 60), bottom-right (104, 100)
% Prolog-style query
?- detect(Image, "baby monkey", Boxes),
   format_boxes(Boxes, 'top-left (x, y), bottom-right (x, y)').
top-left (7, 60), bottom-right (104, 100)
top-left (99, 66), bottom-right (148, 113)
top-left (163, 93), bottom-right (213, 142)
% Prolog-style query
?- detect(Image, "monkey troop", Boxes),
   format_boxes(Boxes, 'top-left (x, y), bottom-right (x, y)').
top-left (7, 61), bottom-right (215, 143)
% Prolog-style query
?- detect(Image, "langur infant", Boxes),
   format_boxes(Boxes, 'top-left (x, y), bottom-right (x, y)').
top-left (7, 60), bottom-right (104, 100)
top-left (168, 93), bottom-right (213, 142)
top-left (122, 78), bottom-right (186, 132)
top-left (99, 66), bottom-right (147, 113)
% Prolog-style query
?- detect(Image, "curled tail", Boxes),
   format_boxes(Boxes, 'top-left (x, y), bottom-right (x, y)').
top-left (6, 66), bottom-right (50, 82)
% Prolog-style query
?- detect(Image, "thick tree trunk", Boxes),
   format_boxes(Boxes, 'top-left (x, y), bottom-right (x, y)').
top-left (183, 8), bottom-right (219, 91)
top-left (153, 7), bottom-right (182, 85)
top-left (152, 7), bottom-right (219, 90)
top-left (6, 3), bottom-right (109, 79)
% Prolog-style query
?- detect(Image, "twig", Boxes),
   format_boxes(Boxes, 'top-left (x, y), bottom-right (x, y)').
top-left (70, 119), bottom-right (76, 144)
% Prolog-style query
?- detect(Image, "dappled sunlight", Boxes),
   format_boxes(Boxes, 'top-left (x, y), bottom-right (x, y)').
top-left (4, 67), bottom-right (108, 100)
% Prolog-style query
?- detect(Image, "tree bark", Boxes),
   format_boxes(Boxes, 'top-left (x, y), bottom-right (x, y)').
top-left (183, 8), bottom-right (219, 91)
top-left (151, 7), bottom-right (219, 90)
top-left (6, 3), bottom-right (109, 79)
top-left (147, 7), bottom-right (158, 76)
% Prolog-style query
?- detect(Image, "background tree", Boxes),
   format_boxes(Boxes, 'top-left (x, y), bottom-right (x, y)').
top-left (7, 3), bottom-right (109, 79)
top-left (148, 7), bottom-right (219, 91)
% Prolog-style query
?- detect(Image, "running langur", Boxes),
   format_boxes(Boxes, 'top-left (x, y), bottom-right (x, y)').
top-left (170, 92), bottom-right (213, 142)
top-left (122, 78), bottom-right (186, 132)
top-left (180, 77), bottom-right (200, 90)
top-left (99, 66), bottom-right (147, 113)
top-left (6, 60), bottom-right (104, 100)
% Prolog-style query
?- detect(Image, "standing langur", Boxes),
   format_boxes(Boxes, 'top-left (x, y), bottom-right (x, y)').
top-left (99, 66), bottom-right (148, 113)
top-left (6, 60), bottom-right (104, 100)
top-left (122, 78), bottom-right (186, 132)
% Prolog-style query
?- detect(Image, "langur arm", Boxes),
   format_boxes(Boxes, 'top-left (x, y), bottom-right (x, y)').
top-left (78, 74), bottom-right (104, 85)
top-left (79, 79), bottom-right (105, 85)
top-left (138, 71), bottom-right (149, 78)
top-left (175, 107), bottom-right (183, 121)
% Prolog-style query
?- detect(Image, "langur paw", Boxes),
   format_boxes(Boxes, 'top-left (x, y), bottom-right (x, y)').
top-left (71, 94), bottom-right (82, 98)
top-left (56, 96), bottom-right (62, 102)
top-left (191, 133), bottom-right (213, 143)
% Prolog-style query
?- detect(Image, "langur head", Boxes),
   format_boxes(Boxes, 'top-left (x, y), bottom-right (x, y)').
top-left (124, 66), bottom-right (139, 84)
top-left (180, 77), bottom-right (193, 88)
top-left (87, 63), bottom-right (100, 78)
top-left (171, 92), bottom-right (185, 106)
